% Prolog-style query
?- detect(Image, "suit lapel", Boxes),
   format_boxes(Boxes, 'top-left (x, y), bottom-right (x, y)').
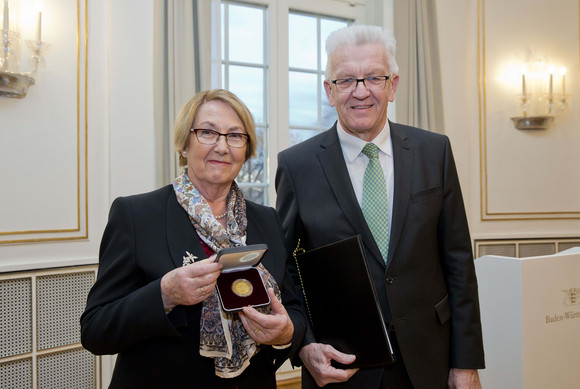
top-left (166, 189), bottom-right (206, 268)
top-left (316, 126), bottom-right (386, 269)
top-left (387, 122), bottom-right (412, 269)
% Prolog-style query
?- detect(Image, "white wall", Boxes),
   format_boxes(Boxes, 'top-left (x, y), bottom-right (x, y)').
top-left (108, 0), bottom-right (157, 200)
top-left (0, 0), bottom-right (157, 271)
top-left (435, 0), bottom-right (580, 242)
top-left (1, 1), bottom-right (578, 385)
top-left (0, 2), bottom-right (578, 389)
top-left (1, 0), bottom-right (578, 298)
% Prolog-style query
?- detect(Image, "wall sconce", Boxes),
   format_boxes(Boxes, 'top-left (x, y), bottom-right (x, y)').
top-left (510, 61), bottom-right (569, 130)
top-left (1, 0), bottom-right (48, 98)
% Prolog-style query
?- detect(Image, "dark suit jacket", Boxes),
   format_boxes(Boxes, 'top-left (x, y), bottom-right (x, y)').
top-left (81, 185), bottom-right (306, 389)
top-left (275, 122), bottom-right (485, 389)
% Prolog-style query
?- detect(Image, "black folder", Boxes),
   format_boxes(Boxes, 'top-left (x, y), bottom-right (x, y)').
top-left (295, 235), bottom-right (395, 369)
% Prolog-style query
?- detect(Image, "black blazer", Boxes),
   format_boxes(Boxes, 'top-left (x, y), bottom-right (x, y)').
top-left (81, 185), bottom-right (306, 389)
top-left (275, 122), bottom-right (485, 389)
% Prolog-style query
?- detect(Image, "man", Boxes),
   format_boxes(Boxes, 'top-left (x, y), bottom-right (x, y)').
top-left (275, 25), bottom-right (484, 388)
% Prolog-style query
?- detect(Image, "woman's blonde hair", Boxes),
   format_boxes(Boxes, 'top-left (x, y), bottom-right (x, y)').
top-left (174, 89), bottom-right (257, 166)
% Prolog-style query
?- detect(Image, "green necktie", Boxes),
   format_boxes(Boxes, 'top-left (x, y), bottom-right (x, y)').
top-left (361, 143), bottom-right (389, 263)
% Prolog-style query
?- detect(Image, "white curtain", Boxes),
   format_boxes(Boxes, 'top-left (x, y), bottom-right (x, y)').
top-left (153, 0), bottom-right (215, 185)
top-left (394, 0), bottom-right (444, 133)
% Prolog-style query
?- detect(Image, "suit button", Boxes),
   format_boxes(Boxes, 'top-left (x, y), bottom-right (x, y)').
top-left (386, 277), bottom-right (394, 284)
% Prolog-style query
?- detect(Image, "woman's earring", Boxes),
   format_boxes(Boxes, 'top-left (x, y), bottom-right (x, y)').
top-left (182, 151), bottom-right (187, 157)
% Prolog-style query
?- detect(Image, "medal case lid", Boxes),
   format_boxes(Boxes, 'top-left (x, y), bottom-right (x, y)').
top-left (216, 244), bottom-right (268, 273)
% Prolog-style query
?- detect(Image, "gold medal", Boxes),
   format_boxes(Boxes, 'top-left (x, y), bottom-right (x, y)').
top-left (232, 278), bottom-right (253, 297)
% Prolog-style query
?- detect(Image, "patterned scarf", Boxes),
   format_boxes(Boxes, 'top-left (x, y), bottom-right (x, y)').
top-left (173, 168), bottom-right (281, 378)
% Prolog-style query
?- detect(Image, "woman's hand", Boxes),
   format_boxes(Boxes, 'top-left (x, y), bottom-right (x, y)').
top-left (238, 288), bottom-right (294, 346)
top-left (160, 256), bottom-right (222, 310)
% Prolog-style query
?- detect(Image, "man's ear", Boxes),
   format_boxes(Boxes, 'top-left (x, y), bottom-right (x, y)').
top-left (323, 80), bottom-right (336, 107)
top-left (388, 74), bottom-right (399, 103)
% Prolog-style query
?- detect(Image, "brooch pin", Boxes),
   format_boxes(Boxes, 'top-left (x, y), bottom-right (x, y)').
top-left (182, 251), bottom-right (198, 266)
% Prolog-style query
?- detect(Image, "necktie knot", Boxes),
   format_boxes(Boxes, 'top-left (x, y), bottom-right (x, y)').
top-left (362, 143), bottom-right (379, 160)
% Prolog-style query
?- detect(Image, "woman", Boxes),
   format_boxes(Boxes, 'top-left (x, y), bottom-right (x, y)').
top-left (81, 89), bottom-right (306, 388)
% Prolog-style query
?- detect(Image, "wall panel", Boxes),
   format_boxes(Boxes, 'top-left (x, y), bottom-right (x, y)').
top-left (0, 266), bottom-right (100, 388)
top-left (478, 0), bottom-right (580, 220)
top-left (0, 0), bottom-right (88, 243)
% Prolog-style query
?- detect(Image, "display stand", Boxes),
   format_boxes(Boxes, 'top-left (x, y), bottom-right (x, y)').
top-left (475, 249), bottom-right (580, 389)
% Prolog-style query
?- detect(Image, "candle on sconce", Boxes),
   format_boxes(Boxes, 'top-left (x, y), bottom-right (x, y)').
top-left (35, 1), bottom-right (43, 43)
top-left (36, 11), bottom-right (42, 42)
top-left (560, 67), bottom-right (566, 96)
top-left (3, 0), bottom-right (8, 32)
top-left (522, 73), bottom-right (527, 96)
top-left (549, 73), bottom-right (553, 99)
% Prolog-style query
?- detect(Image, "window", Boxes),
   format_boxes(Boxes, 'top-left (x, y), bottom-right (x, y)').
top-left (220, 1), bottom-right (354, 205)
top-left (288, 13), bottom-right (349, 146)
top-left (221, 1), bottom-right (269, 204)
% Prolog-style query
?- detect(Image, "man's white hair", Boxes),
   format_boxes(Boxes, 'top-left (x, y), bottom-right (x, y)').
top-left (325, 25), bottom-right (398, 79)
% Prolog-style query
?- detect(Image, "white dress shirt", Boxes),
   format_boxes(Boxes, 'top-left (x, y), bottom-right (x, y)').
top-left (336, 122), bottom-right (394, 236)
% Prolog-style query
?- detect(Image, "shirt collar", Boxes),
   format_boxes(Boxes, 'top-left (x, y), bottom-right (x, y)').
top-left (336, 121), bottom-right (392, 163)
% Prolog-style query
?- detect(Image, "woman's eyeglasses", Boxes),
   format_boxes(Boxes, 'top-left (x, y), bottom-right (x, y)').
top-left (190, 129), bottom-right (249, 148)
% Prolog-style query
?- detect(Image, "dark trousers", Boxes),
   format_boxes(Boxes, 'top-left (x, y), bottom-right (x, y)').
top-left (379, 330), bottom-right (414, 388)
top-left (300, 330), bottom-right (414, 388)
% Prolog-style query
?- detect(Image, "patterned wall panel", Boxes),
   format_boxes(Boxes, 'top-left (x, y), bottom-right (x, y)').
top-left (519, 243), bottom-right (556, 258)
top-left (38, 348), bottom-right (95, 389)
top-left (0, 277), bottom-right (32, 358)
top-left (475, 238), bottom-right (580, 258)
top-left (0, 358), bottom-right (32, 389)
top-left (477, 244), bottom-right (517, 258)
top-left (0, 266), bottom-right (99, 388)
top-left (37, 272), bottom-right (95, 350)
top-left (558, 241), bottom-right (580, 252)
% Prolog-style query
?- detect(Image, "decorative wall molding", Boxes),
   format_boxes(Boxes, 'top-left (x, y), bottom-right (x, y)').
top-left (0, 0), bottom-right (88, 244)
top-left (477, 0), bottom-right (580, 220)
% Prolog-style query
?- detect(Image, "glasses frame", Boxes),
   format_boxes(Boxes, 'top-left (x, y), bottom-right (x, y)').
top-left (329, 75), bottom-right (392, 93)
top-left (190, 128), bottom-right (249, 148)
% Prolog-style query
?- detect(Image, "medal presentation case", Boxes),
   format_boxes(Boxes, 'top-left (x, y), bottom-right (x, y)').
top-left (215, 244), bottom-right (270, 312)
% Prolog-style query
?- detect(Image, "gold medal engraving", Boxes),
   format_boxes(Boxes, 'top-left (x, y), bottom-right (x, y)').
top-left (232, 279), bottom-right (253, 297)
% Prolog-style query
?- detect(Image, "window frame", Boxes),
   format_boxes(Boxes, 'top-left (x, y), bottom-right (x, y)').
top-left (287, 11), bottom-right (352, 146)
top-left (218, 0), bottom-right (368, 205)
top-left (221, 0), bottom-right (271, 204)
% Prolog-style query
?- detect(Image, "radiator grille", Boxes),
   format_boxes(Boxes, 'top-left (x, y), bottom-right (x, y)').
top-left (0, 358), bottom-right (32, 388)
top-left (0, 277), bottom-right (32, 358)
top-left (37, 272), bottom-right (94, 350)
top-left (0, 266), bottom-right (99, 388)
top-left (477, 244), bottom-right (516, 258)
top-left (475, 238), bottom-right (580, 258)
top-left (38, 348), bottom-right (95, 389)
top-left (519, 243), bottom-right (556, 258)
top-left (558, 241), bottom-right (580, 252)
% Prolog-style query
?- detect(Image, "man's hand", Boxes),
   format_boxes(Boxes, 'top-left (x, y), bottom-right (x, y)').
top-left (448, 368), bottom-right (481, 389)
top-left (299, 343), bottom-right (358, 387)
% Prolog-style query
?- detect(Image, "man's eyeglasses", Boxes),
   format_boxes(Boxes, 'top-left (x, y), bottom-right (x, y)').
top-left (190, 129), bottom-right (249, 148)
top-left (329, 75), bottom-right (392, 93)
